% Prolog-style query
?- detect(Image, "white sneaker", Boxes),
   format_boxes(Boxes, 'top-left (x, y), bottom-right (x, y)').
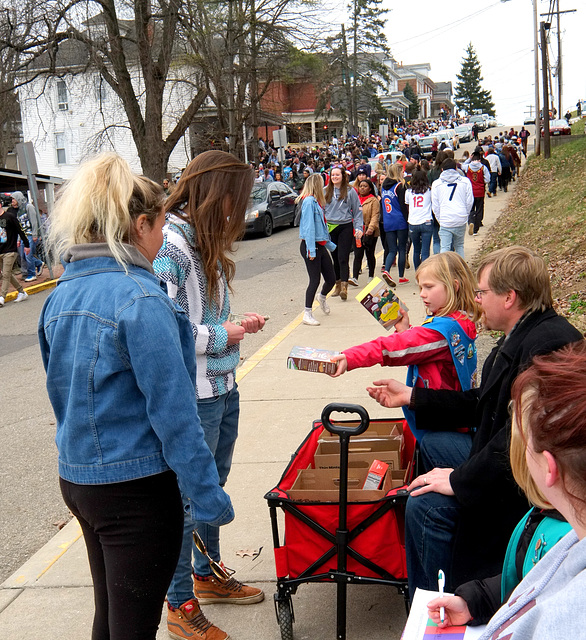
top-left (0, 296), bottom-right (4, 307)
top-left (317, 294), bottom-right (330, 315)
top-left (348, 277), bottom-right (359, 286)
top-left (302, 310), bottom-right (320, 326)
top-left (15, 291), bottom-right (28, 303)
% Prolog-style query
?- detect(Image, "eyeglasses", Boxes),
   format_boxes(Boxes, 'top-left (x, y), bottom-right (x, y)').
top-left (474, 288), bottom-right (492, 298)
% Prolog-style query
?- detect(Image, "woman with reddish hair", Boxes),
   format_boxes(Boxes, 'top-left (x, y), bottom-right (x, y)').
top-left (427, 340), bottom-right (586, 638)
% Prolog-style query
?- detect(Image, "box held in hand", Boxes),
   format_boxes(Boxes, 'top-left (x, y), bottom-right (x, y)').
top-left (356, 276), bottom-right (408, 330)
top-left (287, 346), bottom-right (339, 375)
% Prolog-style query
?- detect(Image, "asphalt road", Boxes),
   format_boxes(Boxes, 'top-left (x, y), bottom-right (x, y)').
top-left (0, 225), bottom-right (307, 583)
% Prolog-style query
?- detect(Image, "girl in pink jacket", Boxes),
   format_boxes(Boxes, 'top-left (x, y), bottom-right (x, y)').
top-left (332, 252), bottom-right (480, 440)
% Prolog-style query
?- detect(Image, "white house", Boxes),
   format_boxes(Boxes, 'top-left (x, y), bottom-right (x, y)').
top-left (17, 23), bottom-right (202, 179)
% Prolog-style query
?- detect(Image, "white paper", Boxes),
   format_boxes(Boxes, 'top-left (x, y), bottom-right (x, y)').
top-left (401, 588), bottom-right (486, 640)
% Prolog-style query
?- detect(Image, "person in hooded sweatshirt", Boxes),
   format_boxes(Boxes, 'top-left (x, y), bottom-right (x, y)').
top-left (11, 191), bottom-right (44, 282)
top-left (431, 158), bottom-right (473, 258)
top-left (462, 151), bottom-right (490, 237)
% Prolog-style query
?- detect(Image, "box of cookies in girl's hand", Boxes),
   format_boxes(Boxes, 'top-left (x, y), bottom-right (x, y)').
top-left (356, 275), bottom-right (408, 330)
top-left (287, 346), bottom-right (340, 375)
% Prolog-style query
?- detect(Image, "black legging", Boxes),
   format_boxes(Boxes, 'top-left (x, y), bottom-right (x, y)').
top-left (353, 233), bottom-right (378, 279)
top-left (328, 221), bottom-right (354, 282)
top-left (300, 240), bottom-right (336, 308)
top-left (60, 471), bottom-right (184, 640)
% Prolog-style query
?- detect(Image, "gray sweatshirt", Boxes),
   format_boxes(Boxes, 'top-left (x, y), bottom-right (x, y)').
top-left (324, 187), bottom-right (363, 232)
top-left (479, 530), bottom-right (586, 640)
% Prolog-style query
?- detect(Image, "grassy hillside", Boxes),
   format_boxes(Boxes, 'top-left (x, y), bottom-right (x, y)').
top-left (474, 133), bottom-right (586, 333)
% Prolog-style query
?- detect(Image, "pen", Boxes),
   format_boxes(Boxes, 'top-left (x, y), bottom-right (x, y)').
top-left (438, 569), bottom-right (445, 623)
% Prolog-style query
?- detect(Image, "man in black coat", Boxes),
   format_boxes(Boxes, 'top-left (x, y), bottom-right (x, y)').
top-left (367, 246), bottom-right (583, 596)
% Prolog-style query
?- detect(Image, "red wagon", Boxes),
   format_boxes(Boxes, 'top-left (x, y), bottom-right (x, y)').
top-left (264, 403), bottom-right (417, 640)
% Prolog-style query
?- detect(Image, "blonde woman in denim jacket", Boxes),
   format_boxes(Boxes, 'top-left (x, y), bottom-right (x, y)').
top-left (297, 173), bottom-right (337, 326)
top-left (39, 154), bottom-right (233, 640)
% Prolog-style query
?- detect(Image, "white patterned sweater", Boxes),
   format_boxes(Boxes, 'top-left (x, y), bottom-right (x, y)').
top-left (153, 215), bottom-right (238, 400)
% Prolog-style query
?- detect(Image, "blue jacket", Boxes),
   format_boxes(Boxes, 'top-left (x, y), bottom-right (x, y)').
top-left (38, 244), bottom-right (234, 527)
top-left (299, 196), bottom-right (336, 258)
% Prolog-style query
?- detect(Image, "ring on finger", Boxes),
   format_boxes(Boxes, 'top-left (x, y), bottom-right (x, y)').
top-left (423, 476), bottom-right (428, 485)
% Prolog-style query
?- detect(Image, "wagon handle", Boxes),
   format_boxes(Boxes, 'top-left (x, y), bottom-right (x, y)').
top-left (321, 403), bottom-right (370, 437)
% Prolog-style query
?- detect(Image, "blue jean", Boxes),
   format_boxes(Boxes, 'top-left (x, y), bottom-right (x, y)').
top-left (438, 225), bottom-right (466, 258)
top-left (405, 431), bottom-right (472, 597)
top-left (489, 172), bottom-right (497, 195)
top-left (409, 222), bottom-right (433, 270)
top-left (432, 217), bottom-right (441, 255)
top-left (166, 385), bottom-right (240, 608)
top-left (20, 235), bottom-right (43, 277)
top-left (384, 227), bottom-right (409, 276)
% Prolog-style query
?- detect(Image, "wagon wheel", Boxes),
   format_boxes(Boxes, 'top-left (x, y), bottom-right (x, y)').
top-left (277, 598), bottom-right (294, 640)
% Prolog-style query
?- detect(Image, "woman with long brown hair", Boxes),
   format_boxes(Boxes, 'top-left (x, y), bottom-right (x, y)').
top-left (323, 166), bottom-right (363, 300)
top-left (154, 150), bottom-right (266, 640)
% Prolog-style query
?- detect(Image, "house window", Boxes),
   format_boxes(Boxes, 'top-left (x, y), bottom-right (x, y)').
top-left (95, 76), bottom-right (108, 103)
top-left (55, 133), bottom-right (67, 164)
top-left (57, 80), bottom-right (68, 111)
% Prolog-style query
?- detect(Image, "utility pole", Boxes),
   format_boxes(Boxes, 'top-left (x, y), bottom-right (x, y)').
top-left (533, 0), bottom-right (541, 156)
top-left (540, 21), bottom-right (551, 159)
top-left (557, 0), bottom-right (562, 117)
top-left (539, 4), bottom-right (577, 121)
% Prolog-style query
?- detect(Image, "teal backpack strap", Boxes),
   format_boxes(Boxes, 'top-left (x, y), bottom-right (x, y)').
top-left (501, 508), bottom-right (533, 600)
top-left (501, 508), bottom-right (572, 600)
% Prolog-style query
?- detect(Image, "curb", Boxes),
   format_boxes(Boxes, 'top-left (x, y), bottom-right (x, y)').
top-left (5, 278), bottom-right (58, 302)
top-left (1, 518), bottom-right (82, 590)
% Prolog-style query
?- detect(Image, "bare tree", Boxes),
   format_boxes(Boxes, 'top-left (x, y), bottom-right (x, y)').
top-left (1, 0), bottom-right (208, 181)
top-left (0, 7), bottom-right (25, 165)
top-left (181, 0), bottom-right (323, 157)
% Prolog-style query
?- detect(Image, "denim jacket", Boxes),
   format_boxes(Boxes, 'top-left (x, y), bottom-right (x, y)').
top-left (299, 195), bottom-right (337, 258)
top-left (38, 244), bottom-right (234, 527)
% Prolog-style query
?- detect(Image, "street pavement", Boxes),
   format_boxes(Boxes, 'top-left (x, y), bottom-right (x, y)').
top-left (0, 176), bottom-right (514, 640)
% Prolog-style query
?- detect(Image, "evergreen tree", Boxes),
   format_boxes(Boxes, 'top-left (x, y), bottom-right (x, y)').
top-left (403, 82), bottom-right (419, 120)
top-left (454, 43), bottom-right (495, 116)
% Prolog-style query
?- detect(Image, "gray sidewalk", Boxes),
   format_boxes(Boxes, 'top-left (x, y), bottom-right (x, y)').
top-left (0, 187), bottom-right (509, 640)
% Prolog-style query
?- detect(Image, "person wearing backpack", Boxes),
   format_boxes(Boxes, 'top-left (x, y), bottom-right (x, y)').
top-left (463, 152), bottom-right (490, 236)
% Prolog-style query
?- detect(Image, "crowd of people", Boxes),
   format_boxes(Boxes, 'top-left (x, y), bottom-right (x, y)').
top-left (17, 104), bottom-right (585, 640)
top-left (292, 127), bottom-right (525, 325)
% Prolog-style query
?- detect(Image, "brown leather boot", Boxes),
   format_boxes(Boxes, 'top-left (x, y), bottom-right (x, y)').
top-left (331, 280), bottom-right (342, 297)
top-left (340, 281), bottom-right (348, 300)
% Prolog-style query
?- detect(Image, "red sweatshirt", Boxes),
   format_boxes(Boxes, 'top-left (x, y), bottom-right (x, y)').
top-left (343, 311), bottom-right (477, 392)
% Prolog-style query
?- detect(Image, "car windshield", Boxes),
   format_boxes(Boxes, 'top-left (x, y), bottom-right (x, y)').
top-left (550, 120), bottom-right (567, 127)
top-left (250, 184), bottom-right (268, 204)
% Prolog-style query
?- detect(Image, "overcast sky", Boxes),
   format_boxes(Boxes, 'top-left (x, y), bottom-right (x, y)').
top-left (381, 0), bottom-right (584, 127)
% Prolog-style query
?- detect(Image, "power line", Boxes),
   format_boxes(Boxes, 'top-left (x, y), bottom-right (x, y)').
top-left (389, 3), bottom-right (501, 48)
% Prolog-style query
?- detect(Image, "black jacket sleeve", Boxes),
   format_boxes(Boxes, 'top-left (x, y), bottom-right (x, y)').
top-left (455, 574), bottom-right (502, 626)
